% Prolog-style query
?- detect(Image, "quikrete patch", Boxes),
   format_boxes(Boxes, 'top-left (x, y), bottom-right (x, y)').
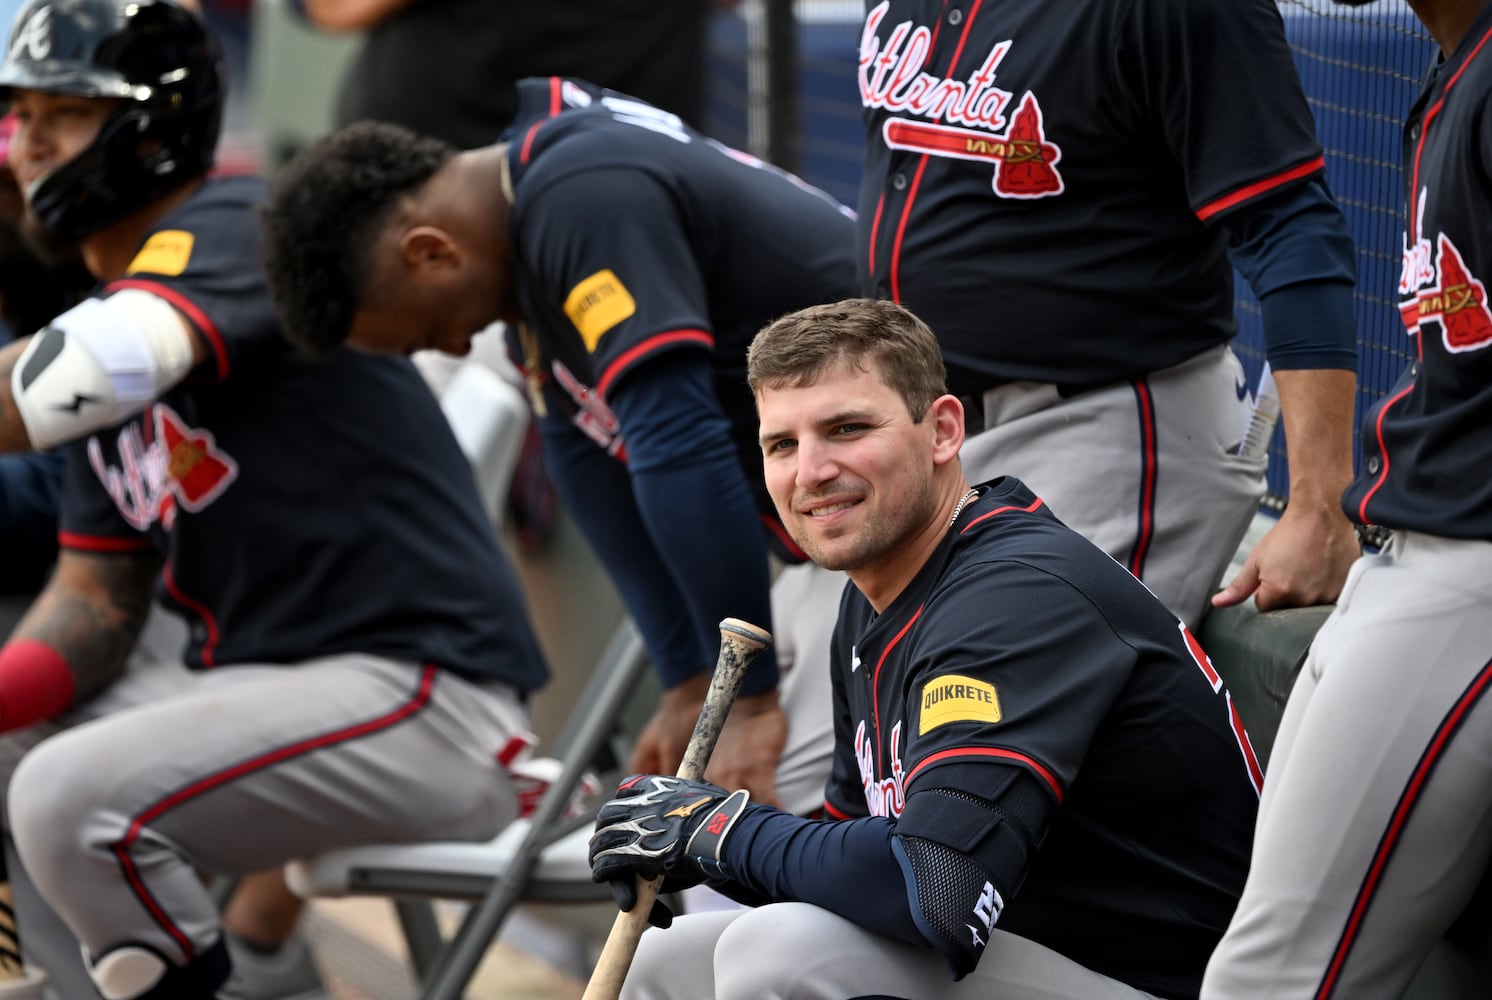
top-left (564, 268), bottom-right (637, 351)
top-left (919, 674), bottom-right (1001, 734)
top-left (128, 230), bottom-right (195, 276)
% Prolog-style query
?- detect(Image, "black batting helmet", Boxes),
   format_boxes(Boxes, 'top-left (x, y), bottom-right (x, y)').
top-left (0, 0), bottom-right (224, 239)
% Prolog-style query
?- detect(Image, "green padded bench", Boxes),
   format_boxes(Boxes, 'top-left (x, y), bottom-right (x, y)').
top-left (1198, 602), bottom-right (1492, 1000)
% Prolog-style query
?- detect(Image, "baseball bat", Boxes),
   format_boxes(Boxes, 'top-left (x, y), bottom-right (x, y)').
top-left (581, 617), bottom-right (773, 1000)
top-left (0, 849), bottom-right (23, 981)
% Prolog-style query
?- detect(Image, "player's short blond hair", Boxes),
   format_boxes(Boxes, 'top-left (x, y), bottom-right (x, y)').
top-left (747, 298), bottom-right (948, 422)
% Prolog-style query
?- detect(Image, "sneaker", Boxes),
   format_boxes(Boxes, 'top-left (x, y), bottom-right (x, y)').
top-left (222, 933), bottom-right (328, 1000)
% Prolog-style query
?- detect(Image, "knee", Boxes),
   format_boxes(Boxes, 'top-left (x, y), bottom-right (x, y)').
top-left (9, 731), bottom-right (106, 877)
top-left (714, 905), bottom-right (829, 1000)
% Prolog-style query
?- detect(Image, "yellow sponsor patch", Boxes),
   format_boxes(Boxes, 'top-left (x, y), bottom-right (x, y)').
top-left (918, 674), bottom-right (1001, 735)
top-left (127, 230), bottom-right (195, 276)
top-left (563, 269), bottom-right (636, 351)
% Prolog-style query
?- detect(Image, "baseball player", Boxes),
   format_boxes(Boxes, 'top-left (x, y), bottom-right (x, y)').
top-left (0, 3), bottom-right (551, 998)
top-left (259, 83), bottom-right (860, 815)
top-left (857, 0), bottom-right (1363, 630)
top-left (1203, 1), bottom-right (1492, 997)
top-left (589, 299), bottom-right (1263, 1000)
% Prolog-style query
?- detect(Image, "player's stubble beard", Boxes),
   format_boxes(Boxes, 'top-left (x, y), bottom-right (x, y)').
top-left (792, 462), bottom-right (941, 574)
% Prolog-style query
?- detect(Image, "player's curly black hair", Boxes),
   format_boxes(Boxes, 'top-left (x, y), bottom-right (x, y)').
top-left (260, 121), bottom-right (457, 358)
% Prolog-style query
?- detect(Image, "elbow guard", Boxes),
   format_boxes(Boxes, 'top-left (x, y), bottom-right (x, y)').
top-left (13, 291), bottom-right (196, 450)
top-left (891, 770), bottom-right (1052, 979)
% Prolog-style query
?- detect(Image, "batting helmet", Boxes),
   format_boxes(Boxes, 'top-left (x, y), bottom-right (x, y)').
top-left (0, 0), bottom-right (223, 239)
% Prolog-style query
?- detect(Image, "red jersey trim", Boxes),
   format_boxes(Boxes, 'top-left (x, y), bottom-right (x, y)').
top-left (162, 563), bottom-right (222, 668)
top-left (823, 800), bottom-right (855, 821)
top-left (1127, 379), bottom-right (1158, 578)
top-left (107, 279), bottom-right (230, 382)
top-left (1408, 23), bottom-right (1492, 239)
top-left (959, 495), bottom-right (1044, 533)
top-left (906, 746), bottom-right (1064, 803)
top-left (874, 606), bottom-right (924, 777)
top-left (1355, 381), bottom-right (1416, 525)
top-left (595, 329), bottom-right (714, 398)
top-left (58, 531), bottom-right (150, 554)
top-left (1194, 155), bottom-right (1326, 223)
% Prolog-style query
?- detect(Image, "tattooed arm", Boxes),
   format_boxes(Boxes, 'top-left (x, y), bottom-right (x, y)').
top-left (2, 548), bottom-right (161, 722)
top-left (0, 338), bottom-right (35, 454)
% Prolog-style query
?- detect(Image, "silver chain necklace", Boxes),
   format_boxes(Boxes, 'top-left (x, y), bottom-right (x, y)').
top-left (948, 488), bottom-right (979, 528)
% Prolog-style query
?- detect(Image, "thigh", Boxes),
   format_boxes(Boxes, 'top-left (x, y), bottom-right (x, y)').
top-left (1206, 535), bottom-right (1492, 1000)
top-left (624, 910), bottom-right (744, 1000)
top-left (963, 348), bottom-right (1261, 629)
top-left (711, 903), bottom-right (1157, 1000)
top-left (12, 656), bottom-right (529, 875)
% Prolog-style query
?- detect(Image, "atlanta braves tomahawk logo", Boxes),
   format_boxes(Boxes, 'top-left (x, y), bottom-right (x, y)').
top-left (860, 1), bottom-right (1063, 199)
top-left (87, 404), bottom-right (239, 531)
top-left (1399, 191), bottom-right (1492, 353)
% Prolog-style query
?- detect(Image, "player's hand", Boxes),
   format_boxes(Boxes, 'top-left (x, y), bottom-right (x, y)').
top-left (1212, 500), bottom-right (1360, 612)
top-left (589, 775), bottom-right (752, 908)
top-left (630, 678), bottom-right (787, 808)
top-left (703, 690), bottom-right (787, 809)
top-left (629, 674), bottom-right (710, 780)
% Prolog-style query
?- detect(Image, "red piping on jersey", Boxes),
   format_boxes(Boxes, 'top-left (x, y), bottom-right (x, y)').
top-left (762, 514), bottom-right (810, 563)
top-left (907, 746), bottom-right (1063, 803)
top-left (1127, 379), bottom-right (1158, 579)
top-left (58, 531), bottom-right (150, 553)
top-left (823, 800), bottom-right (854, 821)
top-left (885, 0), bottom-right (982, 301)
top-left (1407, 23), bottom-right (1492, 240)
top-left (959, 495), bottom-right (1043, 533)
top-left (162, 563), bottom-right (222, 668)
top-left (1315, 655), bottom-right (1492, 999)
top-left (1355, 381), bottom-right (1416, 525)
top-left (110, 665), bottom-right (439, 962)
top-left (1228, 695), bottom-right (1264, 795)
top-left (867, 192), bottom-right (886, 277)
top-left (547, 75), bottom-right (563, 116)
top-left (107, 279), bottom-right (230, 382)
top-left (596, 329), bottom-right (714, 398)
top-left (1194, 155), bottom-right (1325, 223)
top-left (873, 606), bottom-right (923, 779)
top-left (518, 122), bottom-right (546, 164)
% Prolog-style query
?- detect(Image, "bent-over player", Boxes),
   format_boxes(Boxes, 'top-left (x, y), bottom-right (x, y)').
top-left (1204, 1), bottom-right (1492, 996)
top-left (259, 85), bottom-right (859, 815)
top-left (0, 3), bottom-right (550, 998)
top-left (588, 299), bottom-right (1262, 999)
top-left (856, 0), bottom-right (1363, 629)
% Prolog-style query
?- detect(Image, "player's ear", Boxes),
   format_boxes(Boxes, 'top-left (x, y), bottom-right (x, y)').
top-left (929, 393), bottom-right (964, 466)
top-left (398, 226), bottom-right (462, 276)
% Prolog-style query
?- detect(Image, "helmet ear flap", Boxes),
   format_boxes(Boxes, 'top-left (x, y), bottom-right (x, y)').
top-left (0, 0), bottom-right (224, 239)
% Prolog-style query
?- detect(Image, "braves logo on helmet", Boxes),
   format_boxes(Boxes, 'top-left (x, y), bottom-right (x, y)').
top-left (8, 4), bottom-right (49, 61)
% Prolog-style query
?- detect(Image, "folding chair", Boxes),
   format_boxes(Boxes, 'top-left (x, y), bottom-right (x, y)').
top-left (285, 615), bottom-right (651, 999)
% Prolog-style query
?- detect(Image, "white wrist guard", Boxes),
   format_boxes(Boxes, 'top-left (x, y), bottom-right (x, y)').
top-left (12, 290), bottom-right (196, 450)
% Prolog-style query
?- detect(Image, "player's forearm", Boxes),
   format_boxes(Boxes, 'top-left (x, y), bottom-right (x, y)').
top-left (0, 338), bottom-right (39, 453)
top-left (1274, 367), bottom-right (1357, 512)
top-left (1, 551), bottom-right (159, 721)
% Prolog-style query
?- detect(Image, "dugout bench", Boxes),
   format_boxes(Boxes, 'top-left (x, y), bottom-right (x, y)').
top-left (1199, 602), bottom-right (1492, 1000)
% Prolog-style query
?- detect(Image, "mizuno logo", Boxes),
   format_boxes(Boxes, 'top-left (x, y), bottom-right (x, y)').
top-left (663, 796), bottom-right (714, 819)
top-left (1235, 377), bottom-right (1249, 402)
top-left (54, 392), bottom-right (101, 413)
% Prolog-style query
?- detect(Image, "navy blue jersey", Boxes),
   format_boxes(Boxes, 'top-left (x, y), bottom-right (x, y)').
top-left (1344, 8), bottom-right (1492, 539)
top-left (823, 477), bottom-right (1260, 997)
top-left (505, 77), bottom-right (856, 546)
top-left (857, 0), bottom-right (1326, 395)
top-left (58, 176), bottom-right (548, 691)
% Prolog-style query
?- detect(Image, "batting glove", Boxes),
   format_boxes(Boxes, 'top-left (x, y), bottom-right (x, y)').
top-left (588, 775), bottom-right (752, 902)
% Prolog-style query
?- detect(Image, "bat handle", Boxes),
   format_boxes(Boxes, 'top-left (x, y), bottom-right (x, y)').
top-left (582, 617), bottom-right (772, 1000)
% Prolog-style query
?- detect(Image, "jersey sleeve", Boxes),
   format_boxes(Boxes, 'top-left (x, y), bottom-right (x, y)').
top-left (56, 436), bottom-right (152, 555)
top-left (901, 560), bottom-right (1137, 804)
top-left (1123, 0), bottom-right (1325, 222)
top-left (515, 163), bottom-right (713, 400)
top-left (104, 179), bottom-right (285, 382)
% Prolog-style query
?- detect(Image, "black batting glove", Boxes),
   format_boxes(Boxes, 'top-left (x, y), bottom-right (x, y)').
top-left (588, 775), bottom-right (752, 896)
